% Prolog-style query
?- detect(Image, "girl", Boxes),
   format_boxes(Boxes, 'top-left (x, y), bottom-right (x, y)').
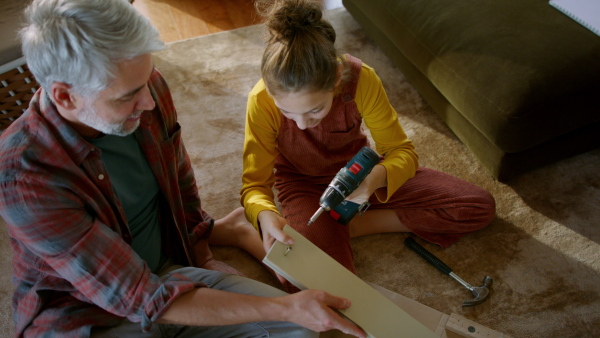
top-left (237, 0), bottom-right (495, 292)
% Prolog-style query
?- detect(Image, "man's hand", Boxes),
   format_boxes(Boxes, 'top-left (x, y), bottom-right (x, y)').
top-left (281, 290), bottom-right (367, 338)
top-left (159, 284), bottom-right (366, 337)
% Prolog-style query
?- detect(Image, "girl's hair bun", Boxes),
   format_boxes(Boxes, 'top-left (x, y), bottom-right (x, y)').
top-left (257, 0), bottom-right (334, 44)
top-left (257, 0), bottom-right (342, 94)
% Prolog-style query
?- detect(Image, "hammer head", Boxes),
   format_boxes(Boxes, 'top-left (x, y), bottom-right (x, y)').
top-left (462, 276), bottom-right (493, 307)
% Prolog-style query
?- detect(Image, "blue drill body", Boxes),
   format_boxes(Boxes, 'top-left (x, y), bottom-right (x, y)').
top-left (307, 147), bottom-right (380, 225)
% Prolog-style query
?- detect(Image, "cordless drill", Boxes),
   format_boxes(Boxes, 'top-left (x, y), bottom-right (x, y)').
top-left (307, 147), bottom-right (380, 226)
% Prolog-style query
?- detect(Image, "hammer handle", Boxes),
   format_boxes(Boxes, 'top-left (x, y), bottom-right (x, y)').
top-left (404, 237), bottom-right (452, 275)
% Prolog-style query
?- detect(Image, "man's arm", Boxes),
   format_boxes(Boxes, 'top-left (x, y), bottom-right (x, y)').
top-left (0, 180), bottom-right (202, 327)
top-left (158, 287), bottom-right (366, 338)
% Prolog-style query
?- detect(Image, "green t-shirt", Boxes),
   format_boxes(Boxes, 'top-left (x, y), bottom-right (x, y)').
top-left (88, 133), bottom-right (166, 273)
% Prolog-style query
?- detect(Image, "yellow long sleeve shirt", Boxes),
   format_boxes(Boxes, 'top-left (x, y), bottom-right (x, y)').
top-left (241, 62), bottom-right (418, 230)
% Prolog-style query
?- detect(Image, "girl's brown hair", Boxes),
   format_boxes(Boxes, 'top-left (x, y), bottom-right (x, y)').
top-left (256, 0), bottom-right (347, 96)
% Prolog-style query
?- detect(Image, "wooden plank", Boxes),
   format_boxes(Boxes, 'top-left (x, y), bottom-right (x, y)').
top-left (263, 225), bottom-right (438, 338)
top-left (445, 314), bottom-right (510, 338)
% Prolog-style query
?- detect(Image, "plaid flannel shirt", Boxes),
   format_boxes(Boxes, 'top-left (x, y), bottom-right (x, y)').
top-left (0, 69), bottom-right (213, 337)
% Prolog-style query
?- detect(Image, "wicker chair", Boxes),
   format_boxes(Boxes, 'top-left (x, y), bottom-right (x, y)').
top-left (0, 57), bottom-right (39, 132)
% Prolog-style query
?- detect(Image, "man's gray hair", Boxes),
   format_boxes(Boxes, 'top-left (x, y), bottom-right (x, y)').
top-left (20, 0), bottom-right (165, 96)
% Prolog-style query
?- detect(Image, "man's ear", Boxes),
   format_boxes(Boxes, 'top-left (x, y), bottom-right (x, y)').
top-left (49, 82), bottom-right (78, 111)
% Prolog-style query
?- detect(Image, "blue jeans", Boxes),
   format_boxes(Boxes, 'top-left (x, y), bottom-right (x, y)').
top-left (91, 267), bottom-right (317, 338)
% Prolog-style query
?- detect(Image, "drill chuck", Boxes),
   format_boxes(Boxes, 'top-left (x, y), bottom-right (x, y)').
top-left (308, 147), bottom-right (380, 225)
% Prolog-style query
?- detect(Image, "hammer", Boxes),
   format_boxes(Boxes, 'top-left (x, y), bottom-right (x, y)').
top-left (404, 237), bottom-right (492, 306)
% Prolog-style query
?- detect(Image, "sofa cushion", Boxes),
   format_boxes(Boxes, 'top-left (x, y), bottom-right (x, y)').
top-left (342, 0), bottom-right (600, 154)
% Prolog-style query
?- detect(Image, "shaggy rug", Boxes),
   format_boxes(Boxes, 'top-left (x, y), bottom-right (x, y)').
top-left (1, 7), bottom-right (599, 337)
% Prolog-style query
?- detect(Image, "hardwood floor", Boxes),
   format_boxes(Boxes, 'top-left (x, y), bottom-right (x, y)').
top-left (133, 0), bottom-right (343, 43)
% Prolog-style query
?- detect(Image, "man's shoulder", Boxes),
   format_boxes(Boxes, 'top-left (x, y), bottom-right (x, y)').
top-left (0, 109), bottom-right (70, 184)
top-left (0, 111), bottom-right (37, 163)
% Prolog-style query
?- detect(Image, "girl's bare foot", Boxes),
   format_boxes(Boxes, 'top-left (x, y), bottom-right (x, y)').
top-left (210, 207), bottom-right (267, 262)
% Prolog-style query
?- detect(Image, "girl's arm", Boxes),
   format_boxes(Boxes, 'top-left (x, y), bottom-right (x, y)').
top-left (241, 81), bottom-right (282, 230)
top-left (355, 64), bottom-right (419, 202)
top-left (241, 82), bottom-right (295, 260)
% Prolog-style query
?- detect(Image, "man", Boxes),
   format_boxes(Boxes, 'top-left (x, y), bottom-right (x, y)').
top-left (0, 0), bottom-right (365, 337)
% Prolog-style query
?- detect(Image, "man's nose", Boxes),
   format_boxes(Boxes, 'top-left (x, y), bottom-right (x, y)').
top-left (137, 85), bottom-right (156, 111)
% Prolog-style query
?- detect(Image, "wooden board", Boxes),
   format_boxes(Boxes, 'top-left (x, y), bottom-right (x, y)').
top-left (263, 225), bottom-right (438, 338)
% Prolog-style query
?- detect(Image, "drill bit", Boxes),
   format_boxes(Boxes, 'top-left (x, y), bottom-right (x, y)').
top-left (307, 206), bottom-right (325, 225)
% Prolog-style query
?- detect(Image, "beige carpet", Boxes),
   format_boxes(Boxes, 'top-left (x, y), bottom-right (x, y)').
top-left (1, 7), bottom-right (599, 337)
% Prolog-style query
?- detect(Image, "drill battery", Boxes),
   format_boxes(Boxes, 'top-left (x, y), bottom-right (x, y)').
top-left (329, 200), bottom-right (371, 225)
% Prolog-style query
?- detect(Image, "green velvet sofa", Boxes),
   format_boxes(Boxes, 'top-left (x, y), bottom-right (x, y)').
top-left (342, 0), bottom-right (600, 181)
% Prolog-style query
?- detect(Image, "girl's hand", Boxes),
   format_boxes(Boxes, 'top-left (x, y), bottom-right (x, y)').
top-left (257, 210), bottom-right (294, 284)
top-left (257, 210), bottom-right (294, 255)
top-left (346, 164), bottom-right (387, 204)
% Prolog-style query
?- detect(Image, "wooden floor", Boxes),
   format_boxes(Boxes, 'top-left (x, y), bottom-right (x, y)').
top-left (133, 0), bottom-right (343, 43)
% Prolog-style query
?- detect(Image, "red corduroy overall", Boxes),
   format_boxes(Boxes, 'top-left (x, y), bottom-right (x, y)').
top-left (273, 55), bottom-right (495, 292)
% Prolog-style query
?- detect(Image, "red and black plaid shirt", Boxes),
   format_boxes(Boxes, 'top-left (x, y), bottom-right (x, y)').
top-left (0, 69), bottom-right (212, 337)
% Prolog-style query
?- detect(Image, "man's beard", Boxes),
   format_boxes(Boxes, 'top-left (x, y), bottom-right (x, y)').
top-left (78, 99), bottom-right (141, 137)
